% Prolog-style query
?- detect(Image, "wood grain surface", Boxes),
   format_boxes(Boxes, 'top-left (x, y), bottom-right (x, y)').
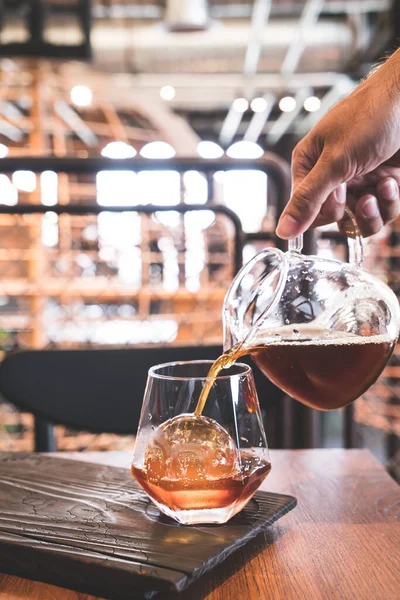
top-left (0, 449), bottom-right (399, 600)
top-left (0, 452), bottom-right (295, 599)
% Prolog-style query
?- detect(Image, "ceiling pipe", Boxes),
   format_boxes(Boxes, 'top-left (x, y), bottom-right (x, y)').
top-left (41, 17), bottom-right (353, 75)
top-left (243, 0), bottom-right (273, 78)
top-left (263, 0), bottom-right (325, 144)
top-left (281, 0), bottom-right (325, 76)
top-left (130, 72), bottom-right (355, 92)
top-left (220, 0), bottom-right (273, 146)
top-left (93, 0), bottom-right (391, 20)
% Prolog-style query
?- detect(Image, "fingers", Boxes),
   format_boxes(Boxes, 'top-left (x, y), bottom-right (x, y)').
top-left (276, 157), bottom-right (343, 239)
top-left (312, 184), bottom-right (346, 228)
top-left (355, 195), bottom-right (384, 237)
top-left (278, 139), bottom-right (400, 239)
top-left (350, 177), bottom-right (400, 237)
top-left (282, 175), bottom-right (399, 238)
top-left (376, 177), bottom-right (400, 224)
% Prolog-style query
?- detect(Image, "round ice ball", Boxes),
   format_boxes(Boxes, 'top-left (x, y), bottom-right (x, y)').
top-left (144, 414), bottom-right (239, 482)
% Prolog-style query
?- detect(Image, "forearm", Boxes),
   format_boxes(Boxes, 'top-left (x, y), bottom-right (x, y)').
top-left (367, 47), bottom-right (400, 101)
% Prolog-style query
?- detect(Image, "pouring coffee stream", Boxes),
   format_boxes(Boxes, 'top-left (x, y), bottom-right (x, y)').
top-left (195, 234), bottom-right (306, 416)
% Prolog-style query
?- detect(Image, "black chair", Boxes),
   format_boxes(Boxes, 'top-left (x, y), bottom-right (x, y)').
top-left (0, 346), bottom-right (281, 451)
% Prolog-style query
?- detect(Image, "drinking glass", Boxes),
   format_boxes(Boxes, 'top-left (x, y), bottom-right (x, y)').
top-left (131, 360), bottom-right (270, 525)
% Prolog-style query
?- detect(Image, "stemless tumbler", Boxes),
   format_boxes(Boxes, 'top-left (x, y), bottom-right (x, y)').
top-left (131, 360), bottom-right (270, 525)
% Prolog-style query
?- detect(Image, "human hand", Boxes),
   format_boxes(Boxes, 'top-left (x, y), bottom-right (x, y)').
top-left (276, 49), bottom-right (400, 239)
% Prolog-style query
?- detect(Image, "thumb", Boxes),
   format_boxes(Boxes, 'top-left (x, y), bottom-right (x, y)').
top-left (276, 157), bottom-right (344, 239)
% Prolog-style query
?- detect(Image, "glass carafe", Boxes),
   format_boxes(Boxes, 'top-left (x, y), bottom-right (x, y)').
top-left (223, 211), bottom-right (400, 410)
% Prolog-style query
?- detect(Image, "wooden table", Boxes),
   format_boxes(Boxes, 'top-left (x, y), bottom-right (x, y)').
top-left (0, 449), bottom-right (399, 600)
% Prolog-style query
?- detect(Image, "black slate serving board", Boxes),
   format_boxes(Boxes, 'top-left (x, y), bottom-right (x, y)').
top-left (0, 453), bottom-right (296, 599)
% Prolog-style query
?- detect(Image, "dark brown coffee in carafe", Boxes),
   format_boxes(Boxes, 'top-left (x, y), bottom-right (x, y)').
top-left (251, 332), bottom-right (394, 410)
top-left (195, 328), bottom-right (395, 412)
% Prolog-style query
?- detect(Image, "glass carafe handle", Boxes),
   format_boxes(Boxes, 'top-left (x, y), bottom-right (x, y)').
top-left (288, 234), bottom-right (303, 253)
top-left (339, 206), bottom-right (363, 267)
top-left (288, 208), bottom-right (363, 267)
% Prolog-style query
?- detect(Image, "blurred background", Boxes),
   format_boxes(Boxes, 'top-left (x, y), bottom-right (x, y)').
top-left (0, 0), bottom-right (398, 478)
